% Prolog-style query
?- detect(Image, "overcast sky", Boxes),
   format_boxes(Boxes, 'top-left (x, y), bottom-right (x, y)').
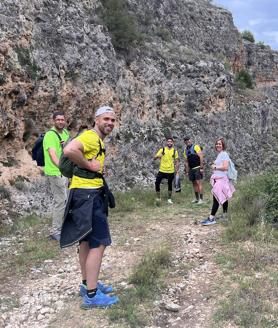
top-left (213, 0), bottom-right (278, 50)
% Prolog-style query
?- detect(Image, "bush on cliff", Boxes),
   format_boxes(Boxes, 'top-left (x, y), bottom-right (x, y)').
top-left (235, 70), bottom-right (253, 89)
top-left (242, 30), bottom-right (255, 43)
top-left (101, 0), bottom-right (143, 51)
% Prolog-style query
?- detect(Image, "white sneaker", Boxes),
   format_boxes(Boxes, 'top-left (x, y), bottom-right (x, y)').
top-left (197, 199), bottom-right (204, 204)
top-left (191, 199), bottom-right (198, 203)
top-left (167, 199), bottom-right (173, 204)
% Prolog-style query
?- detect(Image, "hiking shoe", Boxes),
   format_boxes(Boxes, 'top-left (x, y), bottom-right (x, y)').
top-left (81, 290), bottom-right (119, 309)
top-left (79, 281), bottom-right (113, 297)
top-left (197, 199), bottom-right (204, 205)
top-left (167, 199), bottom-right (173, 204)
top-left (191, 199), bottom-right (199, 203)
top-left (48, 233), bottom-right (61, 241)
top-left (200, 218), bottom-right (216, 226)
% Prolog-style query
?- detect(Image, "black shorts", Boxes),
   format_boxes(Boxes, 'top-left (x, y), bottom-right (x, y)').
top-left (188, 168), bottom-right (203, 182)
top-left (74, 191), bottom-right (111, 249)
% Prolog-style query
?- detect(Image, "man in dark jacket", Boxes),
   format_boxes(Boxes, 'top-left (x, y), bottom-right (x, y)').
top-left (60, 106), bottom-right (118, 309)
top-left (184, 136), bottom-right (204, 204)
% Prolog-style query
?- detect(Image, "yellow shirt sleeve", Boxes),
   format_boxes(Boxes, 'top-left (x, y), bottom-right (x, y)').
top-left (155, 148), bottom-right (163, 157)
top-left (76, 131), bottom-right (99, 158)
top-left (175, 150), bottom-right (179, 160)
top-left (194, 145), bottom-right (201, 153)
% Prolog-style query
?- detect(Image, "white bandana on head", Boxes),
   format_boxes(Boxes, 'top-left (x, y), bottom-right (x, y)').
top-left (95, 106), bottom-right (115, 117)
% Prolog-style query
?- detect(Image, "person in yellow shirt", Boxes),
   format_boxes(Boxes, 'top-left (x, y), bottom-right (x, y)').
top-left (154, 137), bottom-right (179, 204)
top-left (60, 106), bottom-right (119, 309)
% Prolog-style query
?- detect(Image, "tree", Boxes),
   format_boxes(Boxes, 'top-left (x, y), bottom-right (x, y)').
top-left (241, 30), bottom-right (255, 43)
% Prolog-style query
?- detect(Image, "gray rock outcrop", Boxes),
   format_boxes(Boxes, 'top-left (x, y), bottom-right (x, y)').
top-left (0, 0), bottom-right (277, 215)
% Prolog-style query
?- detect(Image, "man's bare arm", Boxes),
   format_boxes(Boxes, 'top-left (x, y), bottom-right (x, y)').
top-left (48, 148), bottom-right (60, 167)
top-left (197, 151), bottom-right (204, 169)
top-left (63, 139), bottom-right (101, 172)
top-left (184, 158), bottom-right (189, 174)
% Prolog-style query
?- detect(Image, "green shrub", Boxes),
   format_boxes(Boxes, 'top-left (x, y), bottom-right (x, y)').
top-left (100, 0), bottom-right (143, 51)
top-left (226, 172), bottom-right (278, 241)
top-left (263, 172), bottom-right (278, 224)
top-left (257, 41), bottom-right (267, 49)
top-left (130, 246), bottom-right (171, 290)
top-left (235, 70), bottom-right (253, 89)
top-left (0, 185), bottom-right (11, 200)
top-left (108, 246), bottom-right (171, 327)
top-left (14, 214), bottom-right (40, 231)
top-left (15, 47), bottom-right (40, 79)
top-left (9, 176), bottom-right (29, 191)
top-left (242, 30), bottom-right (255, 43)
top-left (156, 27), bottom-right (171, 42)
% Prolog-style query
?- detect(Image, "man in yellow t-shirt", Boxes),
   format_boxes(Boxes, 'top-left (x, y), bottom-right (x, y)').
top-left (154, 137), bottom-right (179, 204)
top-left (43, 111), bottom-right (70, 240)
top-left (60, 106), bottom-right (119, 309)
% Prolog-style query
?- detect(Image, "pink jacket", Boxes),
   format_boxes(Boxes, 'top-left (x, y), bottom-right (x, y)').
top-left (210, 174), bottom-right (235, 205)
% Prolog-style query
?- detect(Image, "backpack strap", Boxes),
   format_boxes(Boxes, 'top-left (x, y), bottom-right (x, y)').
top-left (96, 138), bottom-right (106, 158)
top-left (162, 147), bottom-right (176, 158)
top-left (186, 144), bottom-right (196, 157)
top-left (49, 129), bottom-right (62, 142)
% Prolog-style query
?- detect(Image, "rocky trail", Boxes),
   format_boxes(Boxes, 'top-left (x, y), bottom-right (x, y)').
top-left (0, 204), bottom-right (226, 328)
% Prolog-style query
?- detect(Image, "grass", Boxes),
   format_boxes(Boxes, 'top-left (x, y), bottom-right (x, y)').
top-left (112, 179), bottom-right (208, 214)
top-left (1, 173), bottom-right (276, 326)
top-left (214, 278), bottom-right (277, 328)
top-left (14, 237), bottom-right (59, 273)
top-left (108, 246), bottom-right (171, 327)
top-left (0, 213), bottom-right (40, 237)
top-left (215, 243), bottom-right (277, 273)
top-left (0, 213), bottom-right (58, 280)
top-left (224, 172), bottom-right (278, 242)
top-left (213, 172), bottom-right (278, 327)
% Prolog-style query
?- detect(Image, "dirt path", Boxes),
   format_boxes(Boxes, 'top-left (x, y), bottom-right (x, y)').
top-left (1, 205), bottom-right (224, 328)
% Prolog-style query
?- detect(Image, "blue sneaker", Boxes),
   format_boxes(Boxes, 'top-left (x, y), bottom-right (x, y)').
top-left (81, 289), bottom-right (119, 309)
top-left (201, 218), bottom-right (216, 226)
top-left (79, 281), bottom-right (113, 296)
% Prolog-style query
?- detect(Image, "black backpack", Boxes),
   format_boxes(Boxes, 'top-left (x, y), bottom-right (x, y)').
top-left (32, 130), bottom-right (62, 167)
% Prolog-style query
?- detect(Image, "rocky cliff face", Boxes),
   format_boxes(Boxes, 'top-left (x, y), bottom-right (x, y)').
top-left (0, 0), bottom-right (278, 216)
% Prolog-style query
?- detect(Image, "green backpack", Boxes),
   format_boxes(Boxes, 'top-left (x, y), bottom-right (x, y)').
top-left (59, 131), bottom-right (105, 179)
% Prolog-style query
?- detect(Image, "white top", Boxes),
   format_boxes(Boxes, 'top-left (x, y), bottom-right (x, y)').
top-left (214, 151), bottom-right (230, 177)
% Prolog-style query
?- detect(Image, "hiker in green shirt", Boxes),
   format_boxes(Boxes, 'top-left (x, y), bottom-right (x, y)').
top-left (43, 111), bottom-right (70, 241)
